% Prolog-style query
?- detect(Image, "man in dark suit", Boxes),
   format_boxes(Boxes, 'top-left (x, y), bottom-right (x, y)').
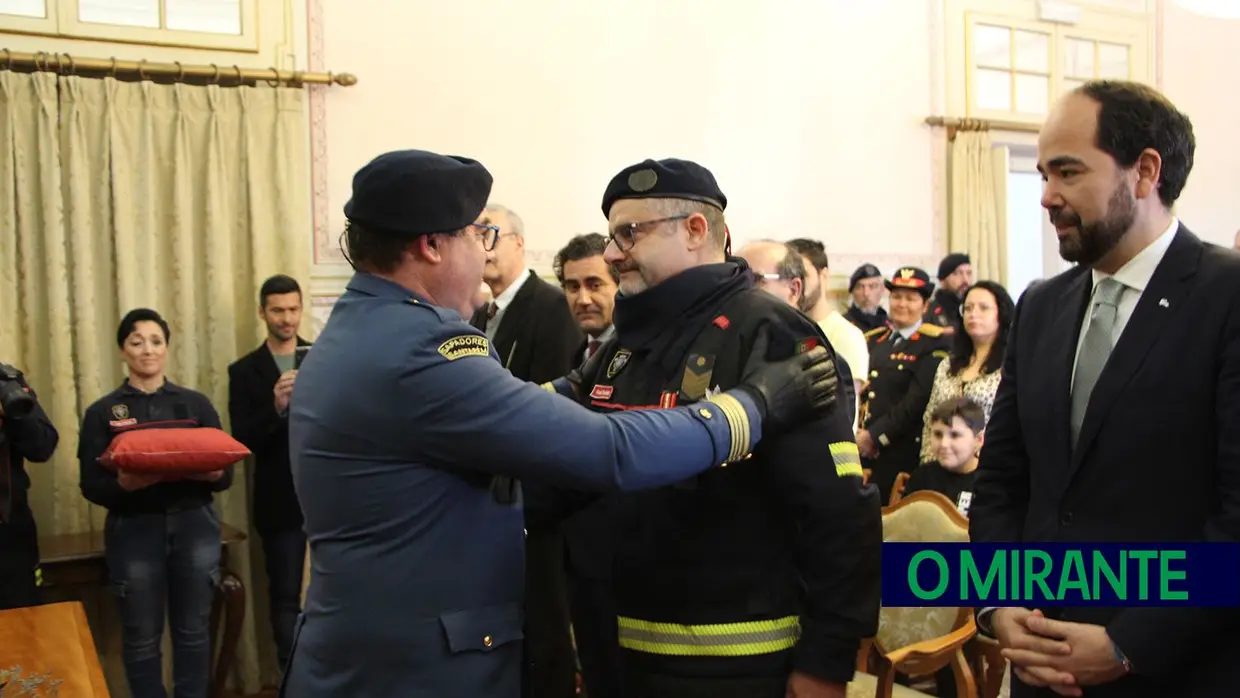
top-left (470, 204), bottom-right (584, 698)
top-left (971, 79), bottom-right (1240, 697)
top-left (228, 274), bottom-right (311, 676)
top-left (552, 233), bottom-right (622, 698)
top-left (471, 204), bottom-right (584, 382)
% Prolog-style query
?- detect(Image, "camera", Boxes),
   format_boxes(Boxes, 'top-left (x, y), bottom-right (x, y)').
top-left (294, 345), bottom-right (311, 370)
top-left (0, 363), bottom-right (36, 419)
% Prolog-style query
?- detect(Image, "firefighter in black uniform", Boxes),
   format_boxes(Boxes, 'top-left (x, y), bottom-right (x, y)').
top-left (855, 266), bottom-right (951, 503)
top-left (534, 158), bottom-right (882, 698)
top-left (0, 364), bottom-right (58, 610)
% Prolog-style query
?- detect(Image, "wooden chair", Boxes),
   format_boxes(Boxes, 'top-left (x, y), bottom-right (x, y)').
top-left (888, 472), bottom-right (912, 507)
top-left (847, 491), bottom-right (977, 698)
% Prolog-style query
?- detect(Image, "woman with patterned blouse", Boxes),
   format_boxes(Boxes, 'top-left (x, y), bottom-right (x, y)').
top-left (918, 280), bottom-right (1015, 464)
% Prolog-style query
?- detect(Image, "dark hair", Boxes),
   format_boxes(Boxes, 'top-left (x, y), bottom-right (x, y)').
top-left (930, 396), bottom-right (986, 434)
top-left (260, 274), bottom-right (302, 308)
top-left (343, 220), bottom-right (427, 274)
top-left (553, 233), bottom-right (617, 284)
top-left (117, 308), bottom-right (170, 348)
top-left (948, 280), bottom-right (1014, 376)
top-left (787, 238), bottom-right (828, 272)
top-left (775, 244), bottom-right (807, 283)
top-left (1076, 80), bottom-right (1195, 208)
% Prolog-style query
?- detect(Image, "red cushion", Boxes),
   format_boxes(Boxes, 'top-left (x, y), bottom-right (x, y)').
top-left (100, 427), bottom-right (251, 474)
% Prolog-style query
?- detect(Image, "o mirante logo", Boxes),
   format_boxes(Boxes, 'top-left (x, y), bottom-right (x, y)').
top-left (881, 543), bottom-right (1240, 607)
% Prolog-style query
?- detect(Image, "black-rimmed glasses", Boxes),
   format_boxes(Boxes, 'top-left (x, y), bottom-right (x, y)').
top-left (466, 222), bottom-right (502, 251)
top-left (607, 214), bottom-right (690, 252)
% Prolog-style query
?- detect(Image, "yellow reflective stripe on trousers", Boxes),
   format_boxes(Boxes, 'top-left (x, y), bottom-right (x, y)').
top-left (617, 615), bottom-right (800, 656)
top-left (829, 442), bottom-right (863, 478)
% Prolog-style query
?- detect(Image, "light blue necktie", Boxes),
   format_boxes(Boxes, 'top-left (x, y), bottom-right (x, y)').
top-left (1069, 278), bottom-right (1125, 449)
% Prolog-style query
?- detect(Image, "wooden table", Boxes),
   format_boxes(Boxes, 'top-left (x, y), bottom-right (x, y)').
top-left (0, 601), bottom-right (110, 697)
top-left (37, 524), bottom-right (248, 698)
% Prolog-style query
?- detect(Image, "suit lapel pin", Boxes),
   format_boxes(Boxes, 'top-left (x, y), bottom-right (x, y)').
top-left (1159, 298), bottom-right (1170, 308)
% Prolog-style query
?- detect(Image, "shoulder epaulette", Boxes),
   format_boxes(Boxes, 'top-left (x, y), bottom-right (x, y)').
top-left (403, 296), bottom-right (445, 317)
top-left (918, 323), bottom-right (946, 338)
top-left (863, 326), bottom-right (887, 339)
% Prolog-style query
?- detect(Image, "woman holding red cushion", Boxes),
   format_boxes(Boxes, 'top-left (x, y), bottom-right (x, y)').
top-left (78, 308), bottom-right (233, 698)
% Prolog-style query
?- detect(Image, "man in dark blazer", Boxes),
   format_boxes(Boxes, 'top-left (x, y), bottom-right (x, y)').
top-left (470, 204), bottom-right (584, 698)
top-left (551, 233), bottom-right (622, 698)
top-left (228, 274), bottom-right (312, 676)
top-left (971, 80), bottom-right (1240, 697)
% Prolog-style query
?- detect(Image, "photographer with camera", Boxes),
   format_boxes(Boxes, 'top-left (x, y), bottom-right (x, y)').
top-left (0, 362), bottom-right (59, 610)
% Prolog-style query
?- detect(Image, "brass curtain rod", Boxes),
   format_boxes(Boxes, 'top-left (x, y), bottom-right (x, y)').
top-left (925, 115), bottom-right (1040, 140)
top-left (0, 49), bottom-right (357, 87)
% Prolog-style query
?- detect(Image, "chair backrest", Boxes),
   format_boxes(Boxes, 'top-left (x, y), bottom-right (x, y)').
top-left (875, 491), bottom-right (970, 654)
top-left (889, 471), bottom-right (911, 506)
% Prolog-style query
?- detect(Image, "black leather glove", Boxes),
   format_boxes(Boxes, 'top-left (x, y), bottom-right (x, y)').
top-left (556, 337), bottom-right (613, 398)
top-left (734, 330), bottom-right (839, 436)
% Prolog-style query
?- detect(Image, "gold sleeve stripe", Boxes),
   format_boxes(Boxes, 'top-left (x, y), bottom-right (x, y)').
top-left (705, 393), bottom-right (751, 462)
top-left (540, 382), bottom-right (556, 392)
top-left (829, 442), bottom-right (864, 478)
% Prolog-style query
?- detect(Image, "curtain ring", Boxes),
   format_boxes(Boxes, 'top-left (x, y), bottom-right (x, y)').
top-left (174, 61), bottom-right (185, 82)
top-left (109, 57), bottom-right (119, 78)
top-left (0, 49), bottom-right (11, 71)
top-left (233, 64), bottom-right (244, 85)
top-left (65, 54), bottom-right (76, 76)
top-left (209, 64), bottom-right (221, 84)
top-left (265, 66), bottom-right (281, 87)
top-left (138, 60), bottom-right (150, 81)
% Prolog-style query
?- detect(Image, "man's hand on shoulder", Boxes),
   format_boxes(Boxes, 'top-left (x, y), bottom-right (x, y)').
top-left (737, 329), bottom-right (838, 435)
top-left (786, 671), bottom-right (846, 698)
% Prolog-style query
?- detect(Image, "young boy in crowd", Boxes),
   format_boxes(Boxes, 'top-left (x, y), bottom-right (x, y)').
top-left (905, 397), bottom-right (984, 516)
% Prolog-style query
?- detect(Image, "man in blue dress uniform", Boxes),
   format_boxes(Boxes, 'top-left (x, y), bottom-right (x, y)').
top-left (281, 149), bottom-right (843, 698)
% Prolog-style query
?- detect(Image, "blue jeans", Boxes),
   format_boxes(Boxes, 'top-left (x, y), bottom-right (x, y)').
top-left (261, 528), bottom-right (306, 673)
top-left (105, 505), bottom-right (221, 698)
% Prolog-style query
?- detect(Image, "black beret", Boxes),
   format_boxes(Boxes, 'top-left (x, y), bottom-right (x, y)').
top-left (937, 253), bottom-right (971, 280)
top-left (601, 158), bottom-right (726, 217)
top-left (343, 149), bottom-right (493, 236)
top-left (848, 263), bottom-right (883, 292)
top-left (885, 266), bottom-right (935, 299)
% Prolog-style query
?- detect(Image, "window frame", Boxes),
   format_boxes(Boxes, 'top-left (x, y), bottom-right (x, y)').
top-left (0, 0), bottom-right (259, 53)
top-left (948, 0), bottom-right (1153, 123)
top-left (964, 13), bottom-right (1059, 123)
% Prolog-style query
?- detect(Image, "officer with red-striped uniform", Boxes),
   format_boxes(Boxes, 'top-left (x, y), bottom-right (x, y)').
top-left (856, 266), bottom-right (951, 503)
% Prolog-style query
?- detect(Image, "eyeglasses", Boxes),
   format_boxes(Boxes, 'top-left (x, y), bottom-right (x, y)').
top-left (466, 222), bottom-right (502, 251)
top-left (745, 268), bottom-right (797, 286)
top-left (607, 214), bottom-right (690, 252)
top-left (746, 270), bottom-right (785, 284)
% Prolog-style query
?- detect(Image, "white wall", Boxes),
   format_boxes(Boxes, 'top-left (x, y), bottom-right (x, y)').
top-left (1160, 3), bottom-right (1240, 244)
top-left (318, 0), bottom-right (942, 279)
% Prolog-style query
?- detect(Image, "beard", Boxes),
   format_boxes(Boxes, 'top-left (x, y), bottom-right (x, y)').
top-left (799, 278), bottom-right (820, 314)
top-left (1054, 182), bottom-right (1137, 266)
